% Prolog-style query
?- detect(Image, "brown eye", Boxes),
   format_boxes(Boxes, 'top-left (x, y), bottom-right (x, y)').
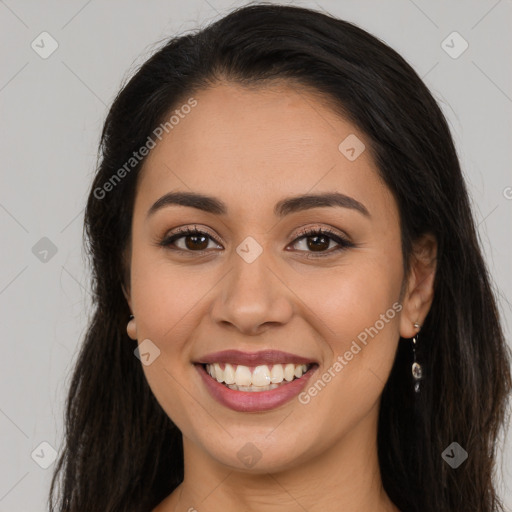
top-left (291, 228), bottom-right (353, 256)
top-left (160, 227), bottom-right (221, 252)
top-left (304, 234), bottom-right (331, 252)
top-left (183, 233), bottom-right (209, 251)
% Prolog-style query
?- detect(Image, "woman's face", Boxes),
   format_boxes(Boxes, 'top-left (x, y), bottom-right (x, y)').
top-left (125, 81), bottom-right (425, 472)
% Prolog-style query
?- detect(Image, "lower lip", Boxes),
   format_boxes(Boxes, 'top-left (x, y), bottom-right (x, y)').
top-left (195, 363), bottom-right (317, 412)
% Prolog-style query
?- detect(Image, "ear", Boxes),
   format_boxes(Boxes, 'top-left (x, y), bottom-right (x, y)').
top-left (399, 232), bottom-right (437, 339)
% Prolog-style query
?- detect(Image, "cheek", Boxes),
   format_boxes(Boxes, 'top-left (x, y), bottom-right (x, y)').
top-left (293, 255), bottom-right (402, 341)
top-left (130, 250), bottom-right (216, 347)
top-left (292, 257), bottom-right (402, 402)
top-left (129, 252), bottom-right (214, 431)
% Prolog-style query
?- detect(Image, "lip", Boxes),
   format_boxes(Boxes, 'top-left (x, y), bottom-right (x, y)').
top-left (195, 349), bottom-right (317, 366)
top-left (195, 361), bottom-right (318, 412)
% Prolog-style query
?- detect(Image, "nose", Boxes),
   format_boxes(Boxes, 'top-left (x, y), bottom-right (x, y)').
top-left (209, 250), bottom-right (294, 336)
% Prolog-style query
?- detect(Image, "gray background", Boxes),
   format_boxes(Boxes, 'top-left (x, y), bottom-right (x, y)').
top-left (1, 0), bottom-right (511, 510)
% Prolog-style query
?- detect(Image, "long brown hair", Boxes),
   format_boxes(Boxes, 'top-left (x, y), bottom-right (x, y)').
top-left (49, 4), bottom-right (512, 511)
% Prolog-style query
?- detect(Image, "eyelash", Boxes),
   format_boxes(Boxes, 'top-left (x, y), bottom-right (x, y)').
top-left (158, 225), bottom-right (355, 258)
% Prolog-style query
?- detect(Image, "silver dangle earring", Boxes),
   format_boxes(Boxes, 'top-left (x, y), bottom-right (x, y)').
top-left (412, 322), bottom-right (423, 393)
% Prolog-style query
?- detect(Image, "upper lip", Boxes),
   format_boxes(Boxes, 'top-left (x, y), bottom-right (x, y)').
top-left (195, 349), bottom-right (317, 366)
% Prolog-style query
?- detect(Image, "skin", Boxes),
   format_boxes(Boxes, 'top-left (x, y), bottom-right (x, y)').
top-left (123, 81), bottom-right (437, 512)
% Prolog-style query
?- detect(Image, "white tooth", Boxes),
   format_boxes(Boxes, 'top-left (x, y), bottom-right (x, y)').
top-left (270, 364), bottom-right (284, 384)
top-left (208, 364), bottom-right (216, 379)
top-left (233, 383), bottom-right (280, 392)
top-left (223, 363), bottom-right (236, 385)
top-left (252, 365), bottom-right (271, 386)
top-left (235, 365), bottom-right (252, 386)
top-left (294, 364), bottom-right (304, 378)
top-left (284, 363), bottom-right (295, 381)
top-left (214, 363), bottom-right (224, 382)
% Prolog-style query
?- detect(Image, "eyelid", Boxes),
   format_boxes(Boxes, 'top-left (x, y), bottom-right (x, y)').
top-left (158, 223), bottom-right (354, 255)
top-left (292, 224), bottom-right (351, 243)
top-left (289, 225), bottom-right (354, 257)
top-left (164, 224), bottom-right (220, 242)
top-left (154, 225), bottom-right (219, 253)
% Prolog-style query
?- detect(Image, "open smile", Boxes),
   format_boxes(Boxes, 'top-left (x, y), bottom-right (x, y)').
top-left (194, 350), bottom-right (319, 412)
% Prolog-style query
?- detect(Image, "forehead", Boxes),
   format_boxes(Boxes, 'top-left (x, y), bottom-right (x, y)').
top-left (135, 81), bottom-right (395, 221)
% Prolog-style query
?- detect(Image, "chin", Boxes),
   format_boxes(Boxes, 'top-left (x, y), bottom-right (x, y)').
top-left (196, 430), bottom-right (318, 474)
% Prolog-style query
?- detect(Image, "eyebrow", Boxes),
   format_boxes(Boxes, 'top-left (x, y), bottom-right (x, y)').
top-left (147, 191), bottom-right (370, 219)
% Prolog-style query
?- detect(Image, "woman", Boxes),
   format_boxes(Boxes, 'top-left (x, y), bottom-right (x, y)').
top-left (48, 4), bottom-right (512, 512)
